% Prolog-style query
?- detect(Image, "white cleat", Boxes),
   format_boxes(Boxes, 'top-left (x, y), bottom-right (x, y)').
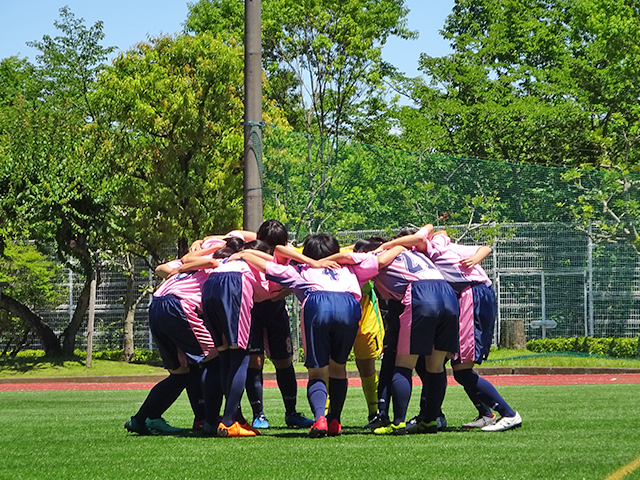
top-left (481, 412), bottom-right (522, 432)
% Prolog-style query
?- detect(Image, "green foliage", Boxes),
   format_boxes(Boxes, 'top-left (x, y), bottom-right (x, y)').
top-left (77, 348), bottom-right (162, 364)
top-left (95, 32), bottom-right (280, 258)
top-left (527, 336), bottom-right (639, 358)
top-left (380, 0), bottom-right (640, 249)
top-left (0, 242), bottom-right (67, 310)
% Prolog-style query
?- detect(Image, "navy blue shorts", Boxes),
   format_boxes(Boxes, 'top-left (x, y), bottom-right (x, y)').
top-left (202, 272), bottom-right (245, 348)
top-left (451, 283), bottom-right (497, 365)
top-left (397, 280), bottom-right (460, 356)
top-left (301, 291), bottom-right (361, 369)
top-left (149, 295), bottom-right (209, 370)
top-left (382, 299), bottom-right (403, 353)
top-left (247, 299), bottom-right (293, 359)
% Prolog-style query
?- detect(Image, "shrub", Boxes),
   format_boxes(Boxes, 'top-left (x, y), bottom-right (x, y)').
top-left (526, 336), bottom-right (639, 359)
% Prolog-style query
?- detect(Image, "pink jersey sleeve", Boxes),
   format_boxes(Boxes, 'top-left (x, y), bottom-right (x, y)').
top-left (201, 237), bottom-right (226, 250)
top-left (348, 252), bottom-right (379, 285)
top-left (415, 227), bottom-right (434, 255)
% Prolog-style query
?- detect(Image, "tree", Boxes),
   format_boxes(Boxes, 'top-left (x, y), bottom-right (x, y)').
top-left (0, 243), bottom-right (67, 356)
top-left (96, 32), bottom-right (256, 259)
top-left (381, 0), bottom-right (639, 243)
top-left (0, 7), bottom-right (117, 356)
top-left (186, 0), bottom-right (416, 237)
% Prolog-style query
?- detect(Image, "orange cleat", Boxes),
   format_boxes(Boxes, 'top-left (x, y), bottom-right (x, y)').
top-left (217, 421), bottom-right (257, 437)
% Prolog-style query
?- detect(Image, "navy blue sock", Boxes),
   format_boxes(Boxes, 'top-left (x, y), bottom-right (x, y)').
top-left (455, 369), bottom-right (516, 417)
top-left (390, 367), bottom-right (413, 425)
top-left (218, 350), bottom-right (230, 398)
top-left (424, 370), bottom-right (447, 423)
top-left (222, 349), bottom-right (249, 427)
top-left (414, 357), bottom-right (428, 417)
top-left (276, 364), bottom-right (299, 415)
top-left (245, 367), bottom-right (264, 417)
top-left (307, 378), bottom-right (327, 421)
top-left (134, 373), bottom-right (189, 423)
top-left (377, 350), bottom-right (395, 417)
top-left (453, 369), bottom-right (492, 417)
top-left (202, 357), bottom-right (224, 425)
top-left (327, 377), bottom-right (348, 423)
top-left (186, 366), bottom-right (205, 422)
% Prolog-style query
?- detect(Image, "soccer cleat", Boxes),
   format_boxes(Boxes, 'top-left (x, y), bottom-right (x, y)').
top-left (285, 412), bottom-right (314, 428)
top-left (201, 421), bottom-right (218, 437)
top-left (463, 414), bottom-right (497, 429)
top-left (481, 412), bottom-right (522, 432)
top-left (407, 419), bottom-right (438, 434)
top-left (436, 415), bottom-right (447, 429)
top-left (308, 416), bottom-right (328, 438)
top-left (145, 417), bottom-right (183, 434)
top-left (363, 413), bottom-right (391, 430)
top-left (240, 421), bottom-right (262, 435)
top-left (373, 421), bottom-right (407, 435)
top-left (216, 421), bottom-right (257, 437)
top-left (192, 418), bottom-right (206, 431)
top-left (406, 415), bottom-right (423, 429)
top-left (124, 416), bottom-right (152, 436)
top-left (327, 418), bottom-right (342, 437)
top-left (252, 413), bottom-right (270, 429)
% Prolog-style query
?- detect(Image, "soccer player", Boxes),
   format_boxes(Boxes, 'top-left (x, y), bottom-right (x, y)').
top-left (245, 220), bottom-right (313, 429)
top-left (341, 240), bottom-right (386, 426)
top-left (325, 239), bottom-right (460, 435)
top-left (124, 257), bottom-right (220, 436)
top-left (382, 225), bottom-right (522, 432)
top-left (199, 238), bottom-right (273, 437)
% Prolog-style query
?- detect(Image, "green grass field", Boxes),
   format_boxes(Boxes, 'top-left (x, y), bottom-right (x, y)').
top-left (2, 383), bottom-right (639, 480)
top-left (1, 348), bottom-right (639, 379)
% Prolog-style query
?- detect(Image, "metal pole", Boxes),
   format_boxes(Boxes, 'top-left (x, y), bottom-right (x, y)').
top-left (541, 271), bottom-right (546, 338)
top-left (243, 0), bottom-right (263, 231)
top-left (587, 224), bottom-right (594, 336)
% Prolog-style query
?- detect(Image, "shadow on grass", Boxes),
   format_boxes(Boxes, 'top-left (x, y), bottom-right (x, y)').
top-left (0, 354), bottom-right (86, 373)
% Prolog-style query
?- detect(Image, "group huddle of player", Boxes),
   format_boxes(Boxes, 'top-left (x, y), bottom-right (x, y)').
top-left (124, 219), bottom-right (522, 438)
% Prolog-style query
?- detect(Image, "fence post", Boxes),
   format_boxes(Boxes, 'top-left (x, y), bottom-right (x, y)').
top-left (86, 269), bottom-right (97, 368)
top-left (587, 224), bottom-right (594, 336)
top-left (541, 271), bottom-right (547, 338)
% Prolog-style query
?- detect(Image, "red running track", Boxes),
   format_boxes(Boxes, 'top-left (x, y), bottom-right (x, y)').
top-left (1, 374), bottom-right (640, 391)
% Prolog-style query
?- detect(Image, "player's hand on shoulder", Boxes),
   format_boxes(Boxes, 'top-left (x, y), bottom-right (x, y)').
top-left (459, 257), bottom-right (476, 269)
top-left (189, 239), bottom-right (203, 252)
top-left (316, 259), bottom-right (340, 270)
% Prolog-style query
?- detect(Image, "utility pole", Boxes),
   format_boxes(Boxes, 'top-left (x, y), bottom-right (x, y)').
top-left (243, 0), bottom-right (263, 231)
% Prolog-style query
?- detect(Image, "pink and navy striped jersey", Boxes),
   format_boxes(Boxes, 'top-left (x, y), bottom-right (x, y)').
top-left (154, 260), bottom-right (214, 310)
top-left (264, 255), bottom-right (379, 303)
top-left (416, 228), bottom-right (491, 285)
top-left (350, 250), bottom-right (444, 301)
top-left (211, 258), bottom-right (270, 301)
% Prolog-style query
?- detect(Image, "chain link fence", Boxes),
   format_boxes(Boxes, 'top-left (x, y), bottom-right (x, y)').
top-left (8, 222), bottom-right (637, 354)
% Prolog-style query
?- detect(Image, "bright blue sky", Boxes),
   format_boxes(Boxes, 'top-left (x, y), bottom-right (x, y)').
top-left (0, 1), bottom-right (454, 78)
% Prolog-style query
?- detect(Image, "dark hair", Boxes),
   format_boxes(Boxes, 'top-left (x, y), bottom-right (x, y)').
top-left (302, 233), bottom-right (340, 260)
top-left (256, 219), bottom-right (288, 253)
top-left (243, 239), bottom-right (271, 253)
top-left (213, 236), bottom-right (245, 259)
top-left (353, 235), bottom-right (386, 253)
top-left (396, 227), bottom-right (417, 238)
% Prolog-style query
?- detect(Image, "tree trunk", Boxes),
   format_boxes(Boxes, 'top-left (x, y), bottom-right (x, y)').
top-left (0, 294), bottom-right (63, 357)
top-left (500, 319), bottom-right (526, 350)
top-left (61, 275), bottom-right (93, 355)
top-left (122, 258), bottom-right (136, 362)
